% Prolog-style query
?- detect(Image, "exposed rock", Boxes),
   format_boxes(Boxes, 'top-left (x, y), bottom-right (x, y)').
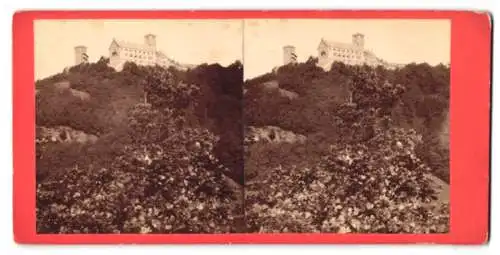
top-left (277, 88), bottom-right (299, 99)
top-left (260, 80), bottom-right (299, 100)
top-left (50, 81), bottom-right (91, 101)
top-left (70, 88), bottom-right (91, 101)
top-left (36, 126), bottom-right (98, 144)
top-left (262, 80), bottom-right (279, 90)
top-left (53, 81), bottom-right (71, 90)
top-left (245, 126), bottom-right (306, 144)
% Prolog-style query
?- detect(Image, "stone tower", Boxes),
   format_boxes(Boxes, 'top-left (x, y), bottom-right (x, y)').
top-left (283, 45), bottom-right (297, 65)
top-left (74, 45), bottom-right (89, 65)
top-left (144, 34), bottom-right (157, 48)
top-left (352, 33), bottom-right (365, 49)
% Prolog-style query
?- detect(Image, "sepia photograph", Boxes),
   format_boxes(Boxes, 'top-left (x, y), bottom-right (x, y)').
top-left (34, 19), bottom-right (244, 234)
top-left (243, 19), bottom-right (451, 233)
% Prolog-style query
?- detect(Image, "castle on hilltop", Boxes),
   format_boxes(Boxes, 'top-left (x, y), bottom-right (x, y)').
top-left (283, 33), bottom-right (404, 70)
top-left (74, 34), bottom-right (194, 71)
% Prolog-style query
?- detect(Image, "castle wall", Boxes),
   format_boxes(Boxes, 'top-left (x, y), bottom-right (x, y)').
top-left (107, 35), bottom-right (190, 72)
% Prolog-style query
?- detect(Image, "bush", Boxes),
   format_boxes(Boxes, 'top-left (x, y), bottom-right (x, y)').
top-left (244, 62), bottom-right (450, 233)
top-left (37, 66), bottom-right (243, 234)
top-left (244, 61), bottom-right (450, 183)
top-left (245, 126), bottom-right (449, 233)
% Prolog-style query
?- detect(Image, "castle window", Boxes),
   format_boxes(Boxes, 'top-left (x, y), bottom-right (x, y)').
top-left (111, 51), bottom-right (118, 57)
top-left (320, 51), bottom-right (327, 57)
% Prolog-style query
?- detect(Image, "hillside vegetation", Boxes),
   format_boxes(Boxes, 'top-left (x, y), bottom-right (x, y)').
top-left (36, 58), bottom-right (244, 233)
top-left (244, 58), bottom-right (450, 233)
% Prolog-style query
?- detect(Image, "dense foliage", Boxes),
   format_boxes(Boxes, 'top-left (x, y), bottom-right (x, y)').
top-left (246, 124), bottom-right (449, 233)
top-left (36, 59), bottom-right (243, 184)
top-left (244, 61), bottom-right (450, 182)
top-left (36, 60), bottom-right (244, 233)
top-left (244, 61), bottom-right (450, 233)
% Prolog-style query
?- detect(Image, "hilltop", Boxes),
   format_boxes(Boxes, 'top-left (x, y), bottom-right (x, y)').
top-left (244, 58), bottom-right (450, 233)
top-left (244, 57), bottom-right (450, 182)
top-left (36, 58), bottom-right (244, 233)
top-left (36, 57), bottom-right (244, 183)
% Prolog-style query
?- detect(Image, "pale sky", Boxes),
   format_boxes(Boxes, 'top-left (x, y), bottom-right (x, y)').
top-left (35, 19), bottom-right (451, 81)
top-left (243, 19), bottom-right (451, 79)
top-left (34, 19), bottom-right (243, 80)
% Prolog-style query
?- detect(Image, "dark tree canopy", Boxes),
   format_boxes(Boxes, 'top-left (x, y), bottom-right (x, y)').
top-left (244, 58), bottom-right (450, 233)
top-left (36, 59), bottom-right (245, 233)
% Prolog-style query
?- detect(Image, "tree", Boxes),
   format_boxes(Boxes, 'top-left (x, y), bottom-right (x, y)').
top-left (142, 65), bottom-right (199, 113)
top-left (37, 68), bottom-right (242, 233)
top-left (350, 65), bottom-right (406, 115)
top-left (244, 61), bottom-right (450, 233)
top-left (246, 125), bottom-right (449, 233)
top-left (276, 56), bottom-right (325, 95)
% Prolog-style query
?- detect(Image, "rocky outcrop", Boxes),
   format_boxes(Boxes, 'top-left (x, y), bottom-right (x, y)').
top-left (277, 88), bottom-right (299, 99)
top-left (69, 88), bottom-right (91, 101)
top-left (261, 80), bottom-right (279, 90)
top-left (245, 126), bottom-right (306, 144)
top-left (261, 80), bottom-right (299, 100)
top-left (52, 81), bottom-right (91, 101)
top-left (54, 81), bottom-right (71, 90)
top-left (36, 126), bottom-right (98, 144)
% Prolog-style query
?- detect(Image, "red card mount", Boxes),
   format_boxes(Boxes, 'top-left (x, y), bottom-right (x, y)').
top-left (13, 10), bottom-right (491, 244)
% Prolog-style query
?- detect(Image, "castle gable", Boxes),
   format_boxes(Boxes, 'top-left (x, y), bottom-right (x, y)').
top-left (108, 39), bottom-right (120, 51)
top-left (317, 39), bottom-right (329, 51)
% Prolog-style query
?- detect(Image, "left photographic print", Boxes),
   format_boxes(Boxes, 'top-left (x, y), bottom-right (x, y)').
top-left (34, 19), bottom-right (244, 234)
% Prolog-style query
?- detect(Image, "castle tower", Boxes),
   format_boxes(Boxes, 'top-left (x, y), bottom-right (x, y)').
top-left (352, 33), bottom-right (365, 49)
top-left (74, 45), bottom-right (89, 65)
top-left (283, 45), bottom-right (297, 65)
top-left (144, 34), bottom-right (157, 48)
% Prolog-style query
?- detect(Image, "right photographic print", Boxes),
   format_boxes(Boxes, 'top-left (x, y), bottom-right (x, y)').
top-left (243, 19), bottom-right (451, 234)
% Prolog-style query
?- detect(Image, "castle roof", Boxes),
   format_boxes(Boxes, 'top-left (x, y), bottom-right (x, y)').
top-left (320, 38), bottom-right (358, 51)
top-left (112, 39), bottom-right (155, 51)
top-left (363, 50), bottom-right (377, 58)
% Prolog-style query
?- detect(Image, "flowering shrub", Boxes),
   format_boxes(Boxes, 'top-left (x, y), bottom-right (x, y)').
top-left (244, 63), bottom-right (449, 233)
top-left (37, 67), bottom-right (242, 234)
top-left (245, 125), bottom-right (449, 233)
